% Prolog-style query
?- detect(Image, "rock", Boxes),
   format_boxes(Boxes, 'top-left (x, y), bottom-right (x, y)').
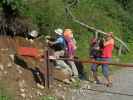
top-left (16, 65), bottom-right (21, 68)
top-left (58, 84), bottom-right (62, 87)
top-left (19, 80), bottom-right (26, 88)
top-left (3, 71), bottom-right (8, 75)
top-left (36, 91), bottom-right (43, 96)
top-left (29, 39), bottom-right (34, 43)
top-left (55, 90), bottom-right (65, 100)
top-left (53, 67), bottom-right (71, 82)
top-left (0, 64), bottom-right (4, 71)
top-left (20, 88), bottom-right (25, 93)
top-left (63, 87), bottom-right (67, 91)
top-left (16, 65), bottom-right (23, 74)
top-left (17, 69), bottom-right (23, 74)
top-left (7, 63), bottom-right (12, 68)
top-left (36, 83), bottom-right (44, 90)
top-left (9, 54), bottom-right (14, 61)
top-left (30, 95), bottom-right (33, 99)
top-left (20, 93), bottom-right (26, 98)
top-left (63, 79), bottom-right (71, 84)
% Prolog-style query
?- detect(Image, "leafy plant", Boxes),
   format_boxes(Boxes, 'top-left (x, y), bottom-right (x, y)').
top-left (0, 0), bottom-right (26, 17)
top-left (41, 96), bottom-right (57, 100)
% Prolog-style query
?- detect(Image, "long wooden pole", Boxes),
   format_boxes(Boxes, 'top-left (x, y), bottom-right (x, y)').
top-left (49, 58), bottom-right (133, 67)
top-left (65, 7), bottom-right (129, 51)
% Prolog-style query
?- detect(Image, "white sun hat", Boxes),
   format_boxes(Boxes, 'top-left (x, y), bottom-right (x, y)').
top-left (28, 30), bottom-right (38, 38)
top-left (54, 28), bottom-right (63, 35)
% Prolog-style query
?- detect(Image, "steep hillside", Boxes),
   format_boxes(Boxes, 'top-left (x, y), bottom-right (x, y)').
top-left (0, 37), bottom-right (71, 100)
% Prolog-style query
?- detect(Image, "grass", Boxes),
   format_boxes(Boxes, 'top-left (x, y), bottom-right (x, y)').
top-left (0, 81), bottom-right (15, 100)
top-left (0, 87), bottom-right (13, 100)
top-left (41, 96), bottom-right (57, 100)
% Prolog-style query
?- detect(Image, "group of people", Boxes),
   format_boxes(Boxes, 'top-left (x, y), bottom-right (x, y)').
top-left (46, 28), bottom-right (115, 87)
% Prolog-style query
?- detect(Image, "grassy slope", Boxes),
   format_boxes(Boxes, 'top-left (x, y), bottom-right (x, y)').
top-left (24, 0), bottom-right (133, 77)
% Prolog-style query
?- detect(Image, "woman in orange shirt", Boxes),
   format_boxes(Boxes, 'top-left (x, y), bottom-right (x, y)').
top-left (91, 32), bottom-right (114, 87)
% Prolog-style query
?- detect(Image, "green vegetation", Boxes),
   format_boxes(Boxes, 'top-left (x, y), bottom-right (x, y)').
top-left (0, 83), bottom-right (13, 100)
top-left (18, 0), bottom-right (133, 59)
top-left (0, 0), bottom-right (25, 16)
top-left (1, 0), bottom-right (133, 58)
top-left (41, 96), bottom-right (57, 100)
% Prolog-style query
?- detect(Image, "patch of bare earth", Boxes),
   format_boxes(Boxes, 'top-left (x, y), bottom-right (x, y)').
top-left (0, 36), bottom-right (72, 100)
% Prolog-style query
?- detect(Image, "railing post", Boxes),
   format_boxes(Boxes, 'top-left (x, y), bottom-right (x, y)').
top-left (46, 49), bottom-right (50, 88)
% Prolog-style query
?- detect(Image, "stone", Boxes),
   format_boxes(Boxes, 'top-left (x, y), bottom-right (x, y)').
top-left (37, 91), bottom-right (43, 96)
top-left (16, 65), bottom-right (23, 74)
top-left (29, 39), bottom-right (34, 43)
top-left (30, 95), bottom-right (33, 98)
top-left (53, 67), bottom-right (71, 82)
top-left (19, 80), bottom-right (25, 88)
top-left (3, 71), bottom-right (8, 75)
top-left (20, 93), bottom-right (26, 98)
top-left (63, 87), bottom-right (67, 91)
top-left (0, 64), bottom-right (4, 71)
top-left (17, 69), bottom-right (23, 74)
top-left (9, 54), bottom-right (14, 61)
top-left (58, 84), bottom-right (62, 87)
top-left (7, 63), bottom-right (12, 68)
top-left (20, 88), bottom-right (25, 93)
top-left (16, 65), bottom-right (21, 69)
top-left (36, 83), bottom-right (44, 90)
top-left (63, 79), bottom-right (71, 84)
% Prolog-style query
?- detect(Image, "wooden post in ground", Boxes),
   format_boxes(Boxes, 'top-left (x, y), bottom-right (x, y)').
top-left (46, 49), bottom-right (50, 88)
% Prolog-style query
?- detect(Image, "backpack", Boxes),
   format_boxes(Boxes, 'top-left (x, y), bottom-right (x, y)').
top-left (89, 38), bottom-right (103, 58)
top-left (51, 36), bottom-right (67, 51)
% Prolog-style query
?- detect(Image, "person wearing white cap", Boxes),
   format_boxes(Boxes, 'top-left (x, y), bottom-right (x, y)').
top-left (28, 30), bottom-right (38, 38)
top-left (47, 28), bottom-right (73, 83)
top-left (48, 28), bottom-right (67, 50)
top-left (54, 28), bottom-right (63, 36)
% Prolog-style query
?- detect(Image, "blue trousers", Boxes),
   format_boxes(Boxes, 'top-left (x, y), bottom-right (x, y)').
top-left (91, 57), bottom-right (111, 78)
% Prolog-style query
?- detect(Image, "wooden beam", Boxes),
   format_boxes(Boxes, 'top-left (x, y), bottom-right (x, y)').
top-left (49, 58), bottom-right (133, 67)
top-left (65, 7), bottom-right (129, 51)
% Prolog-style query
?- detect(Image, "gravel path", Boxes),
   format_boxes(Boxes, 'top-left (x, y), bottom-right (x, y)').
top-left (66, 68), bottom-right (133, 100)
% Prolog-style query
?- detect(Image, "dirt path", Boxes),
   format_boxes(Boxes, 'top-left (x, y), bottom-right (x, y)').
top-left (66, 68), bottom-right (133, 100)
